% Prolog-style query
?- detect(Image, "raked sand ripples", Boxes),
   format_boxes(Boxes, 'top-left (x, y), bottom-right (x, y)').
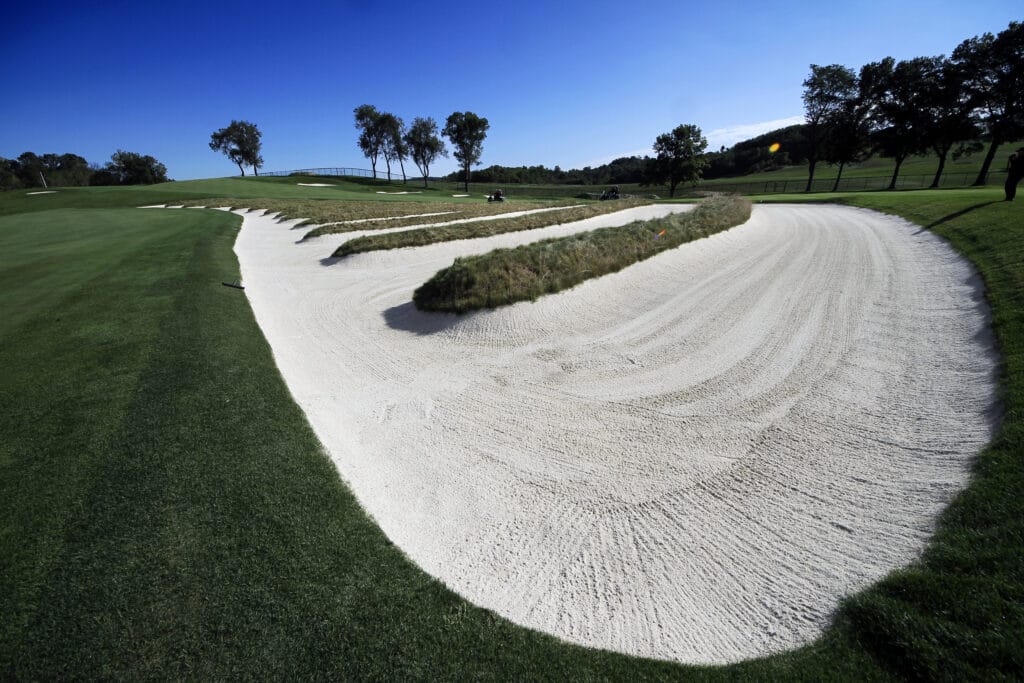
top-left (232, 203), bottom-right (998, 663)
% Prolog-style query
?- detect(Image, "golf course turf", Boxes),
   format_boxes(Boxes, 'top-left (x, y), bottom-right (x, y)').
top-left (0, 180), bottom-right (1021, 679)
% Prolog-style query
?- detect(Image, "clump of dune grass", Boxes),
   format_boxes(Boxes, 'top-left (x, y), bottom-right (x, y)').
top-left (413, 196), bottom-right (751, 313)
top-left (331, 200), bottom-right (649, 257)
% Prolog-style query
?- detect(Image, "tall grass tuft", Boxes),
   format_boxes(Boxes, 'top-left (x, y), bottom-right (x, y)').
top-left (414, 195), bottom-right (751, 313)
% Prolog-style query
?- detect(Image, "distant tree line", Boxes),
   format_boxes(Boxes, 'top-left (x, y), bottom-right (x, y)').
top-left (449, 21), bottom-right (1021, 192)
top-left (0, 150), bottom-right (168, 190)
top-left (801, 20), bottom-right (1022, 190)
top-left (353, 106), bottom-right (491, 190)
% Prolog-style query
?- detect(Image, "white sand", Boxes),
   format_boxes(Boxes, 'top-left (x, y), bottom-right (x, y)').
top-left (27, 190), bottom-right (57, 195)
top-left (233, 204), bottom-right (997, 664)
top-left (297, 182), bottom-right (337, 187)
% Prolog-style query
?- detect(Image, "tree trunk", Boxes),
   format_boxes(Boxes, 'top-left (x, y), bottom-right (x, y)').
top-left (669, 178), bottom-right (678, 198)
top-left (888, 155), bottom-right (905, 190)
top-left (254, 165), bottom-right (259, 177)
top-left (930, 146), bottom-right (949, 189)
top-left (805, 156), bottom-right (817, 193)
top-left (973, 138), bottom-right (1002, 186)
top-left (464, 164), bottom-right (470, 192)
top-left (399, 157), bottom-right (407, 184)
top-left (370, 156), bottom-right (377, 179)
top-left (832, 161), bottom-right (845, 193)
top-left (237, 162), bottom-right (245, 177)
top-left (422, 166), bottom-right (429, 188)
top-left (384, 156), bottom-right (392, 181)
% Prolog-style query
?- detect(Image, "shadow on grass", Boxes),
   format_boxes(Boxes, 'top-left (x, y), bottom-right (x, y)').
top-left (382, 301), bottom-right (464, 335)
top-left (915, 201), bottom-right (1002, 233)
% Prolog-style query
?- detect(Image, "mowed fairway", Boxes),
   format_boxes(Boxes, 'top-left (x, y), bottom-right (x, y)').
top-left (235, 202), bottom-right (996, 663)
top-left (1, 184), bottom-right (1022, 679)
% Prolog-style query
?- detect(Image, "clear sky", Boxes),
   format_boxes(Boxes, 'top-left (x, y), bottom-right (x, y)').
top-left (2, 0), bottom-right (1019, 180)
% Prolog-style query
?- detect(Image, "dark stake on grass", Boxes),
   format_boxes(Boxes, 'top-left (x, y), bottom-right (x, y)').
top-left (221, 281), bottom-right (245, 289)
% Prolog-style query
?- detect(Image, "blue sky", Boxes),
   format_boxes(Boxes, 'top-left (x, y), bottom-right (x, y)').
top-left (2, 0), bottom-right (1019, 180)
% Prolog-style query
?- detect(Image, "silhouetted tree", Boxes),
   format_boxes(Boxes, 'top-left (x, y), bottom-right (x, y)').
top-left (650, 124), bottom-right (708, 197)
top-left (915, 57), bottom-right (981, 188)
top-left (953, 21), bottom-right (1024, 185)
top-left (802, 64), bottom-right (858, 192)
top-left (823, 97), bottom-right (872, 192)
top-left (404, 117), bottom-right (447, 187)
top-left (860, 57), bottom-right (931, 190)
top-left (443, 111), bottom-right (489, 192)
top-left (209, 120), bottom-right (263, 176)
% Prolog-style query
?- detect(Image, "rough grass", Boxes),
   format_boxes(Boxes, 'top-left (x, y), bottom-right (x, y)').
top-left (166, 197), bottom-right (577, 235)
top-left (413, 196), bottom-right (750, 313)
top-left (0, 185), bottom-right (1021, 679)
top-left (331, 199), bottom-right (649, 256)
top-left (304, 200), bottom-right (578, 238)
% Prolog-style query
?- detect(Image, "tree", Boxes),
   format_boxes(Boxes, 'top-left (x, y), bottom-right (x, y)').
top-left (822, 97), bottom-right (872, 192)
top-left (378, 113), bottom-right (407, 183)
top-left (404, 117), bottom-right (447, 188)
top-left (105, 150), bottom-right (168, 185)
top-left (802, 64), bottom-right (858, 192)
top-left (209, 120), bottom-right (263, 176)
top-left (916, 57), bottom-right (980, 188)
top-left (354, 104), bottom-right (386, 179)
top-left (650, 124), bottom-right (708, 198)
top-left (0, 158), bottom-right (20, 190)
top-left (860, 57), bottom-right (931, 190)
top-left (443, 111), bottom-right (489, 191)
top-left (952, 21), bottom-right (1024, 185)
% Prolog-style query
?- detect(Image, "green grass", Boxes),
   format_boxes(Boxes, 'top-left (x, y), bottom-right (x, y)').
top-left (0, 175), bottom-right (472, 218)
top-left (412, 196), bottom-right (750, 313)
top-left (0, 184), bottom-right (1021, 678)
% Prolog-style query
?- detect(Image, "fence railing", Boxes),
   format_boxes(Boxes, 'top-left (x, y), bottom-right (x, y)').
top-left (260, 167), bottom-right (382, 178)
top-left (259, 167), bottom-right (1008, 197)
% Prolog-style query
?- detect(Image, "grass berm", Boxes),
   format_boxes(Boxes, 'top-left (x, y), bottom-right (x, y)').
top-left (413, 195), bottom-right (751, 313)
top-left (330, 199), bottom-right (649, 256)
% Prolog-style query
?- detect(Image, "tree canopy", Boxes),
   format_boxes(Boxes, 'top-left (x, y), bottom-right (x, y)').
top-left (378, 113), bottom-right (407, 182)
top-left (650, 124), bottom-right (708, 197)
top-left (443, 111), bottom-right (489, 191)
top-left (1, 150), bottom-right (167, 189)
top-left (404, 117), bottom-right (447, 187)
top-left (952, 21), bottom-right (1024, 184)
top-left (105, 150), bottom-right (169, 185)
top-left (802, 64), bottom-right (858, 191)
top-left (209, 120), bottom-right (263, 176)
top-left (354, 105), bottom-right (386, 179)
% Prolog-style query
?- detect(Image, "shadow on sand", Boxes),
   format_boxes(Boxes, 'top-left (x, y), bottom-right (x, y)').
top-left (382, 301), bottom-right (464, 336)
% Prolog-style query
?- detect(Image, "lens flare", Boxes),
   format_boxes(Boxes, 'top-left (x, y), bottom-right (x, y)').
top-left (769, 142), bottom-right (781, 153)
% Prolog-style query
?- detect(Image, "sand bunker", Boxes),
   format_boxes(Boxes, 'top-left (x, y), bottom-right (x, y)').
top-left (234, 204), bottom-right (997, 664)
top-left (27, 190), bottom-right (57, 195)
top-left (297, 182), bottom-right (337, 187)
